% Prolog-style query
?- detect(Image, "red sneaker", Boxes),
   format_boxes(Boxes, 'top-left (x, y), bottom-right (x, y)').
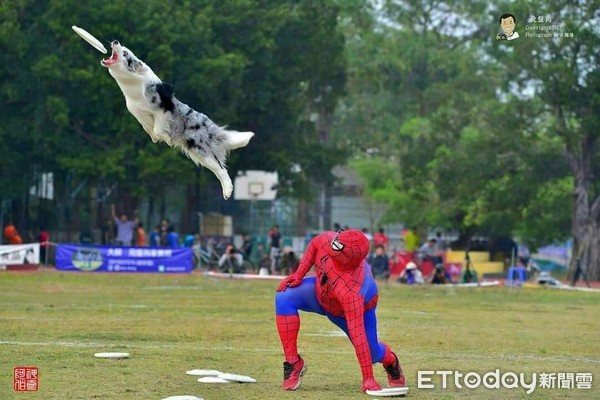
top-left (384, 353), bottom-right (406, 387)
top-left (282, 357), bottom-right (307, 390)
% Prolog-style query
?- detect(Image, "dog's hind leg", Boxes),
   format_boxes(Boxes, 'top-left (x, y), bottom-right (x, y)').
top-left (141, 124), bottom-right (160, 143)
top-left (224, 130), bottom-right (254, 150)
top-left (188, 153), bottom-right (233, 200)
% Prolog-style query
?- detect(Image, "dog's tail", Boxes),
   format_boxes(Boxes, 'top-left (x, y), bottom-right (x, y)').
top-left (223, 130), bottom-right (254, 150)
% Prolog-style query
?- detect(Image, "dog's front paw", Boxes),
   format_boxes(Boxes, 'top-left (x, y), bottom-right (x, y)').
top-left (222, 182), bottom-right (233, 200)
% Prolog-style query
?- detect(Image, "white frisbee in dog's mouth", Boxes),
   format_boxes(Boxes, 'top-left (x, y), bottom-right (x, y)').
top-left (72, 26), bottom-right (107, 54)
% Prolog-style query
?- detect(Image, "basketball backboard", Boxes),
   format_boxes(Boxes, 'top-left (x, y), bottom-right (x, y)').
top-left (234, 170), bottom-right (278, 201)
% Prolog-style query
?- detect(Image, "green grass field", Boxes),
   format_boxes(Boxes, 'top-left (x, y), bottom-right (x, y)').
top-left (0, 270), bottom-right (599, 399)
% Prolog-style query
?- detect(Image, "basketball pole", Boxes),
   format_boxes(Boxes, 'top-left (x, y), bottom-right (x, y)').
top-left (249, 198), bottom-right (255, 236)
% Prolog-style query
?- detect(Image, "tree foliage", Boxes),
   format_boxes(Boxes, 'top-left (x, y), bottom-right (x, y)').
top-left (334, 0), bottom-right (592, 257)
top-left (0, 0), bottom-right (347, 229)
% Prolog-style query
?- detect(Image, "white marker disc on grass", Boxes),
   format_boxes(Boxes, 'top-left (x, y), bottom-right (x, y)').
top-left (197, 377), bottom-right (231, 383)
top-left (217, 372), bottom-right (257, 383)
top-left (94, 352), bottom-right (130, 359)
top-left (186, 369), bottom-right (222, 377)
top-left (366, 387), bottom-right (409, 397)
top-left (72, 25), bottom-right (108, 54)
top-left (161, 397), bottom-right (203, 400)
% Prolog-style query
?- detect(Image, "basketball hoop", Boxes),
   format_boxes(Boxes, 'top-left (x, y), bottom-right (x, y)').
top-left (233, 171), bottom-right (278, 201)
top-left (248, 182), bottom-right (264, 199)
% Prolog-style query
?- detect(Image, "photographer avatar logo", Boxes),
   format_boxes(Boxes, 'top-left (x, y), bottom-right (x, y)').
top-left (497, 13), bottom-right (519, 41)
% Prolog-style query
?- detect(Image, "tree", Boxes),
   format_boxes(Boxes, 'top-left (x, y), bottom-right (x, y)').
top-left (486, 0), bottom-right (600, 278)
top-left (333, 0), bottom-right (578, 259)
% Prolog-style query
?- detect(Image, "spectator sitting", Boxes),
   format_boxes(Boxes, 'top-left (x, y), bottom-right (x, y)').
top-left (367, 244), bottom-right (390, 280)
top-left (418, 238), bottom-right (443, 265)
top-left (166, 226), bottom-right (180, 247)
top-left (218, 245), bottom-right (244, 273)
top-left (3, 221), bottom-right (23, 245)
top-left (399, 262), bottom-right (424, 285)
top-left (183, 234), bottom-right (195, 248)
top-left (280, 247), bottom-right (300, 275)
top-left (430, 264), bottom-right (450, 284)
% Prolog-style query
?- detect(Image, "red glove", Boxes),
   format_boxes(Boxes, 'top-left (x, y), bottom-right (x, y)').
top-left (362, 378), bottom-right (381, 393)
top-left (276, 274), bottom-right (303, 292)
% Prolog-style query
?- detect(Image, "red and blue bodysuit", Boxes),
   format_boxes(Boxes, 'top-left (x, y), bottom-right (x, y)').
top-left (275, 229), bottom-right (405, 392)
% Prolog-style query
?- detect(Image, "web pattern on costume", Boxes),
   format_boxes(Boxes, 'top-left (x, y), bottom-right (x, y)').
top-left (275, 314), bottom-right (301, 364)
top-left (293, 231), bottom-right (376, 380)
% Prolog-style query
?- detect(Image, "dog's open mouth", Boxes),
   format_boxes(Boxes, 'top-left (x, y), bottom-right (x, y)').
top-left (101, 49), bottom-right (118, 66)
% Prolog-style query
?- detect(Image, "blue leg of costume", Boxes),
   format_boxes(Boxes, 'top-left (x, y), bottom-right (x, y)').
top-left (327, 309), bottom-right (386, 363)
top-left (275, 277), bottom-right (323, 363)
top-left (275, 276), bottom-right (325, 316)
top-left (275, 276), bottom-right (386, 363)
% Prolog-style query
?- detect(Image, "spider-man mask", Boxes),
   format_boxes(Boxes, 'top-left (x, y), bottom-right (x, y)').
top-left (326, 229), bottom-right (370, 271)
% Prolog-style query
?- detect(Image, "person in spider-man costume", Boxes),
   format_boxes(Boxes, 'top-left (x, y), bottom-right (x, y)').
top-left (275, 229), bottom-right (406, 393)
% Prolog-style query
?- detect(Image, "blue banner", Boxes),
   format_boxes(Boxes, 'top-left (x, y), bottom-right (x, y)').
top-left (56, 245), bottom-right (193, 273)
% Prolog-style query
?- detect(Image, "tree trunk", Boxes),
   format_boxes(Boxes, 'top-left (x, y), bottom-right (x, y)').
top-left (567, 142), bottom-right (600, 281)
top-left (569, 182), bottom-right (600, 281)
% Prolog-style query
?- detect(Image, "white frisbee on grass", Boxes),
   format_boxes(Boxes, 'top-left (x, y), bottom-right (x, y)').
top-left (161, 397), bottom-right (203, 400)
top-left (366, 387), bottom-right (409, 397)
top-left (217, 372), bottom-right (257, 383)
top-left (186, 369), bottom-right (222, 377)
top-left (94, 352), bottom-right (130, 359)
top-left (197, 377), bottom-right (231, 384)
top-left (72, 25), bottom-right (108, 54)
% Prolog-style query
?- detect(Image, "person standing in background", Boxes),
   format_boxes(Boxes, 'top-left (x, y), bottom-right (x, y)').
top-left (149, 225), bottom-right (161, 247)
top-left (241, 232), bottom-right (253, 260)
top-left (159, 219), bottom-right (170, 246)
top-left (111, 204), bottom-right (138, 246)
top-left (36, 226), bottom-right (49, 263)
top-left (136, 222), bottom-right (146, 247)
top-left (269, 225), bottom-right (283, 274)
top-left (373, 228), bottom-right (388, 252)
top-left (403, 227), bottom-right (419, 252)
